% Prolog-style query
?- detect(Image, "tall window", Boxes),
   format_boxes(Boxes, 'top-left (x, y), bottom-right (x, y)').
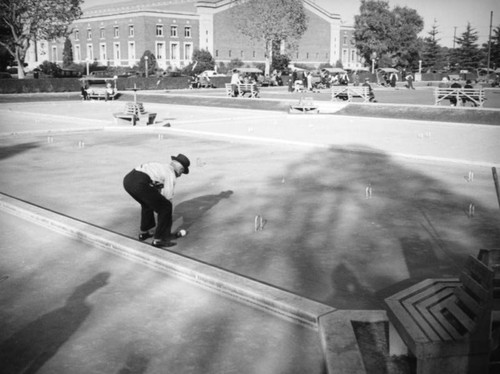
top-left (184, 26), bottom-right (191, 38)
top-left (170, 25), bottom-right (178, 37)
top-left (86, 44), bottom-right (94, 60)
top-left (128, 41), bottom-right (136, 65)
top-left (100, 28), bottom-right (105, 39)
top-left (156, 25), bottom-right (164, 36)
top-left (87, 29), bottom-right (92, 40)
top-left (74, 45), bottom-right (81, 62)
top-left (170, 42), bottom-right (179, 60)
top-left (113, 26), bottom-right (119, 38)
top-left (156, 42), bottom-right (165, 60)
top-left (51, 46), bottom-right (57, 62)
top-left (74, 30), bottom-right (80, 41)
top-left (99, 43), bottom-right (107, 62)
top-left (184, 43), bottom-right (192, 61)
top-left (128, 25), bottom-right (134, 37)
top-left (113, 42), bottom-right (120, 64)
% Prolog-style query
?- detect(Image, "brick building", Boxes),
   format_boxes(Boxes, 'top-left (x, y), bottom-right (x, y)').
top-left (40, 0), bottom-right (363, 71)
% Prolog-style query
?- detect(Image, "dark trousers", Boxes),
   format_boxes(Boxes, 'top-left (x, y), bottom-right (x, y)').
top-left (123, 170), bottom-right (173, 240)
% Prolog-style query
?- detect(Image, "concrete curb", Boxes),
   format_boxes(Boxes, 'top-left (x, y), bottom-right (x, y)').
top-left (0, 192), bottom-right (334, 329)
top-left (0, 195), bottom-right (398, 374)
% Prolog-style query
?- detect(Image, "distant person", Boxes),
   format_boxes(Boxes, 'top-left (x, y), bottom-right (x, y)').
top-left (289, 69), bottom-right (297, 92)
top-left (390, 72), bottom-right (397, 87)
top-left (363, 77), bottom-right (377, 102)
top-left (405, 72), bottom-right (415, 89)
top-left (449, 80), bottom-right (462, 106)
top-left (80, 86), bottom-right (88, 100)
top-left (123, 154), bottom-right (191, 248)
top-left (306, 71), bottom-right (313, 91)
top-left (462, 79), bottom-right (477, 106)
top-left (230, 69), bottom-right (241, 97)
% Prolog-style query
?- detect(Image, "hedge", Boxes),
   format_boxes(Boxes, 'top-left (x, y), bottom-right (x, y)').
top-left (0, 76), bottom-right (232, 94)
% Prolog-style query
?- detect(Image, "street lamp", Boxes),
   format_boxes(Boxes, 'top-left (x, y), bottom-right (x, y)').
top-left (144, 56), bottom-right (148, 78)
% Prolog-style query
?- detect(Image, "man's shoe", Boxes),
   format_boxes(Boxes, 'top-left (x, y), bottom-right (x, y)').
top-left (152, 239), bottom-right (176, 248)
top-left (138, 232), bottom-right (153, 241)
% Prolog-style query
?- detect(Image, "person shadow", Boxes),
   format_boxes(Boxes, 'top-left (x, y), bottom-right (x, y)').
top-left (0, 272), bottom-right (110, 374)
top-left (173, 191), bottom-right (233, 231)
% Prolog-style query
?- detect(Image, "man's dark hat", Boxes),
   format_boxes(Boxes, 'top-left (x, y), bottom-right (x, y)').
top-left (171, 154), bottom-right (190, 174)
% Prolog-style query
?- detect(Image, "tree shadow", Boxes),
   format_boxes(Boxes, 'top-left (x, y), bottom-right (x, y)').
top-left (0, 142), bottom-right (40, 161)
top-left (0, 272), bottom-right (110, 374)
top-left (173, 190), bottom-right (233, 231)
top-left (195, 146), bottom-right (499, 309)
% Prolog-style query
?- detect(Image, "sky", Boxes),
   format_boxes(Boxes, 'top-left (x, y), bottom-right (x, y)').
top-left (82, 0), bottom-right (500, 48)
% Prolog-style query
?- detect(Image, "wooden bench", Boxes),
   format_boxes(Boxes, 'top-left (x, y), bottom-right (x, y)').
top-left (113, 102), bottom-right (156, 126)
top-left (289, 96), bottom-right (319, 114)
top-left (225, 83), bottom-right (259, 98)
top-left (237, 83), bottom-right (259, 98)
top-left (385, 255), bottom-right (494, 374)
top-left (331, 86), bottom-right (369, 102)
top-left (434, 87), bottom-right (485, 107)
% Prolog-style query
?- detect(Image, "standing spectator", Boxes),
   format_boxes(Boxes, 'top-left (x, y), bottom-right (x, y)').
top-left (306, 71), bottom-right (313, 91)
top-left (405, 72), bottom-right (415, 89)
top-left (289, 69), bottom-right (297, 92)
top-left (390, 72), bottom-right (397, 87)
top-left (230, 69), bottom-right (241, 97)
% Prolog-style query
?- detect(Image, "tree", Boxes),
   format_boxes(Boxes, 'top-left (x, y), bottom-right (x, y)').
top-left (453, 23), bottom-right (482, 70)
top-left (137, 50), bottom-right (157, 77)
top-left (421, 20), bottom-right (442, 71)
top-left (231, 0), bottom-right (307, 75)
top-left (0, 0), bottom-right (83, 78)
top-left (62, 37), bottom-right (73, 68)
top-left (354, 0), bottom-right (423, 69)
top-left (389, 6), bottom-right (423, 68)
top-left (354, 0), bottom-right (393, 66)
top-left (183, 49), bottom-right (215, 76)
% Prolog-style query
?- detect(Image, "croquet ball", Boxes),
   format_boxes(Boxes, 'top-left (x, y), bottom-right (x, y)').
top-left (178, 229), bottom-right (187, 237)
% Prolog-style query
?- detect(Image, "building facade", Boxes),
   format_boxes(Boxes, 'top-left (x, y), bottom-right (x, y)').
top-left (40, 0), bottom-right (363, 71)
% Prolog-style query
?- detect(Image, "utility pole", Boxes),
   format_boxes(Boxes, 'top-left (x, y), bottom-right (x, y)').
top-left (487, 11), bottom-right (493, 73)
top-left (453, 26), bottom-right (457, 49)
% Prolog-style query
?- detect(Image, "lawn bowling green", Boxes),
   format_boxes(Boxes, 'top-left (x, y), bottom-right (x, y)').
top-left (0, 100), bottom-right (499, 373)
top-left (1, 100), bottom-right (499, 311)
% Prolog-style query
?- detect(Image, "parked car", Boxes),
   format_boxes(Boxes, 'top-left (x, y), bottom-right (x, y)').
top-left (0, 72), bottom-right (13, 79)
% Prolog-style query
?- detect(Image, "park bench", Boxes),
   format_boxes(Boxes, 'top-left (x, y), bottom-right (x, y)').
top-left (237, 83), bottom-right (259, 98)
top-left (113, 102), bottom-right (156, 126)
top-left (331, 86), bottom-right (369, 102)
top-left (225, 83), bottom-right (259, 98)
top-left (289, 96), bottom-right (319, 114)
top-left (434, 87), bottom-right (485, 107)
top-left (385, 255), bottom-right (494, 374)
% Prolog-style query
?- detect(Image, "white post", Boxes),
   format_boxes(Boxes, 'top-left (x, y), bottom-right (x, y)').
top-left (86, 58), bottom-right (90, 76)
top-left (145, 56), bottom-right (149, 78)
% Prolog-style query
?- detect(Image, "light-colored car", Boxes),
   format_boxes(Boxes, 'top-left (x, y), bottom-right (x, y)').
top-left (200, 70), bottom-right (224, 77)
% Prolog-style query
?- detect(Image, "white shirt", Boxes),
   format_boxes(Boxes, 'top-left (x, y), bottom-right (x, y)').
top-left (135, 162), bottom-right (176, 200)
top-left (231, 72), bottom-right (241, 85)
